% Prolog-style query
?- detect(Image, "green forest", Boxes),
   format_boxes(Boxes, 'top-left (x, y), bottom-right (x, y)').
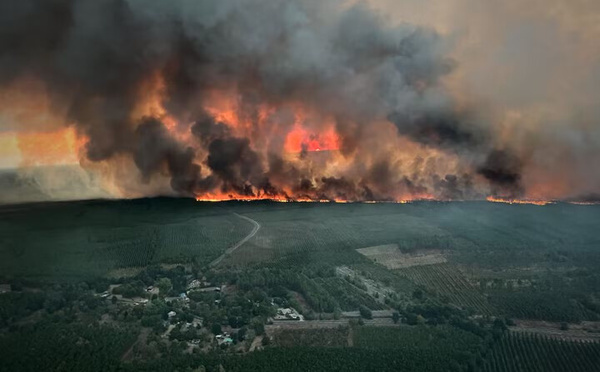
top-left (1, 198), bottom-right (600, 371)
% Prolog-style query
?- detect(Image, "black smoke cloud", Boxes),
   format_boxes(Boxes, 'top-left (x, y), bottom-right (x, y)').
top-left (477, 150), bottom-right (523, 198)
top-left (0, 0), bottom-right (520, 201)
top-left (134, 118), bottom-right (201, 195)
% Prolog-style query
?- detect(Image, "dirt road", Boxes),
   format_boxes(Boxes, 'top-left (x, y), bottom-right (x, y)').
top-left (209, 213), bottom-right (260, 268)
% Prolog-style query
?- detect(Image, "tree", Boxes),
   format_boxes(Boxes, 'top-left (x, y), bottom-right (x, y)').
top-left (406, 313), bottom-right (418, 325)
top-left (211, 323), bottom-right (222, 335)
top-left (157, 278), bottom-right (173, 297)
top-left (238, 327), bottom-right (248, 340)
top-left (333, 307), bottom-right (342, 320)
top-left (412, 289), bottom-right (423, 300)
top-left (493, 318), bottom-right (507, 332)
top-left (253, 321), bottom-right (265, 336)
top-left (392, 312), bottom-right (400, 324)
top-left (261, 336), bottom-right (271, 346)
top-left (359, 305), bottom-right (372, 319)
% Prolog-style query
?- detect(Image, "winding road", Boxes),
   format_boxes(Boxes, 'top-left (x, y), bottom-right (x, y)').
top-left (209, 213), bottom-right (260, 268)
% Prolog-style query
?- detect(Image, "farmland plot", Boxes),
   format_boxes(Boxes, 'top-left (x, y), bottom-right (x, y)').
top-left (356, 244), bottom-right (447, 269)
top-left (396, 263), bottom-right (495, 315)
top-left (482, 332), bottom-right (600, 372)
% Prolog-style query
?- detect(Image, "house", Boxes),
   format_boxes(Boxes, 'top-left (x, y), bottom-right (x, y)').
top-left (168, 311), bottom-right (177, 318)
top-left (215, 333), bottom-right (234, 346)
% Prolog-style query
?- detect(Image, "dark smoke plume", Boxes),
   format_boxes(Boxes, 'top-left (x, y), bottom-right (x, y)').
top-left (0, 0), bottom-right (529, 201)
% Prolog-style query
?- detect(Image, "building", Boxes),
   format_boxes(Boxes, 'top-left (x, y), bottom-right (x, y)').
top-left (215, 333), bottom-right (234, 346)
top-left (186, 279), bottom-right (201, 290)
top-left (274, 307), bottom-right (304, 321)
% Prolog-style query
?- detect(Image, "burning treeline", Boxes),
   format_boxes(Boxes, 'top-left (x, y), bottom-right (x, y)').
top-left (0, 0), bottom-right (596, 202)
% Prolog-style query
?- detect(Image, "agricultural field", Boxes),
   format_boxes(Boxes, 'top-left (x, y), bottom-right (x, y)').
top-left (482, 332), bottom-right (600, 372)
top-left (487, 289), bottom-right (599, 323)
top-left (353, 325), bottom-right (486, 370)
top-left (396, 263), bottom-right (496, 315)
top-left (356, 244), bottom-right (447, 269)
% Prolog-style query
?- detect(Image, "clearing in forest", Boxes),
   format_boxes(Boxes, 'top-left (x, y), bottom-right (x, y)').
top-left (356, 244), bottom-right (447, 269)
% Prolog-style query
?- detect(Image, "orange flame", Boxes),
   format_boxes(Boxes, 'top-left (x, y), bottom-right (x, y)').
top-left (194, 190), bottom-right (436, 204)
top-left (284, 125), bottom-right (340, 153)
top-left (486, 196), bottom-right (554, 206)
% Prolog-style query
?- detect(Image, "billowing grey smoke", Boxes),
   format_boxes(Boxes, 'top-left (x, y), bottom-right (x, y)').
top-left (134, 118), bottom-right (201, 194)
top-left (0, 0), bottom-right (520, 201)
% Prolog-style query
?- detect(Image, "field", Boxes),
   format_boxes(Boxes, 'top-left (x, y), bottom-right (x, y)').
top-left (483, 332), bottom-right (600, 372)
top-left (356, 244), bottom-right (447, 269)
top-left (395, 263), bottom-right (495, 315)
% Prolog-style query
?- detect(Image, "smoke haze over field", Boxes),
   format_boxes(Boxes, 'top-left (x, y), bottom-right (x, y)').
top-left (0, 0), bottom-right (599, 203)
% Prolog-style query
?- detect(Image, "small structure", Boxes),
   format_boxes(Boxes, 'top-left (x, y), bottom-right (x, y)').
top-left (187, 280), bottom-right (202, 290)
top-left (274, 307), bottom-right (304, 321)
top-left (165, 294), bottom-right (190, 303)
top-left (215, 333), bottom-right (234, 346)
top-left (134, 298), bottom-right (149, 305)
top-left (168, 311), bottom-right (177, 318)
